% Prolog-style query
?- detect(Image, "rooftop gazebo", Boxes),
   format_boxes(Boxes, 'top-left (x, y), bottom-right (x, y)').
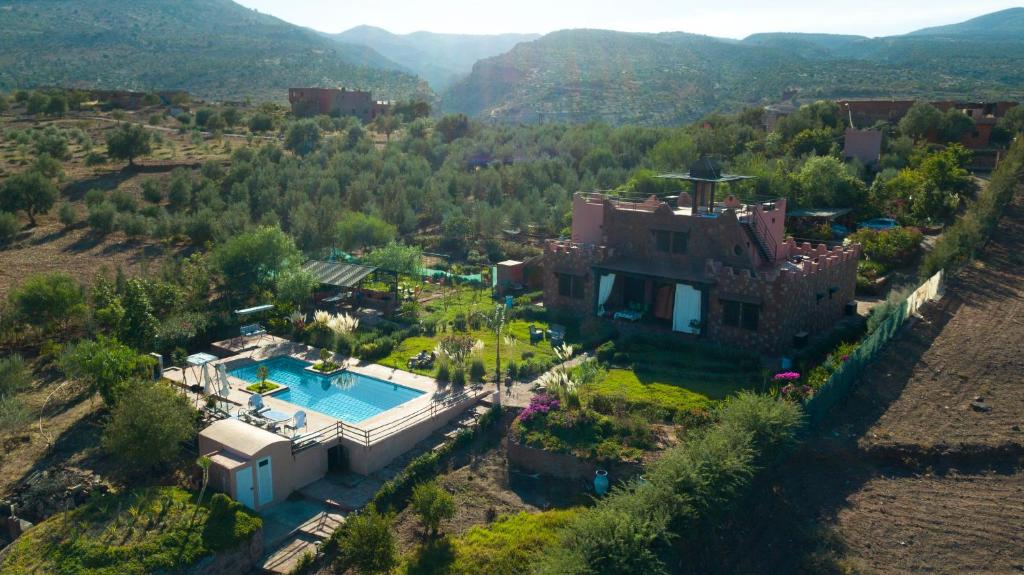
top-left (656, 155), bottom-right (754, 213)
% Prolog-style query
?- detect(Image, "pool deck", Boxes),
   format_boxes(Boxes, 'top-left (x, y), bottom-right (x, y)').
top-left (164, 337), bottom-right (465, 444)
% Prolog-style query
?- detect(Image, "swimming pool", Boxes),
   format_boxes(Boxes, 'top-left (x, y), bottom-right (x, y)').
top-left (229, 356), bottom-right (424, 423)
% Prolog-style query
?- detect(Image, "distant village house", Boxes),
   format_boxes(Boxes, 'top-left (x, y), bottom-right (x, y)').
top-left (288, 87), bottom-right (391, 123)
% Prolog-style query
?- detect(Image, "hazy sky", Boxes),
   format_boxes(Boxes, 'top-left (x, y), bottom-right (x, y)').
top-left (234, 0), bottom-right (1020, 38)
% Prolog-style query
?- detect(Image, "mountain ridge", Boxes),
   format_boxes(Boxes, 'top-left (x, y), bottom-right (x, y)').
top-left (442, 10), bottom-right (1024, 125)
top-left (334, 26), bottom-right (539, 91)
top-left (0, 0), bottom-right (430, 102)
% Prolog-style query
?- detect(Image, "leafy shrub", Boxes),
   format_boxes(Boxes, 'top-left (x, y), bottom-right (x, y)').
top-left (84, 188), bottom-right (106, 207)
top-left (118, 213), bottom-right (151, 240)
top-left (0, 211), bottom-right (18, 245)
top-left (848, 227), bottom-right (923, 268)
top-left (596, 340), bottom-right (616, 363)
top-left (141, 178), bottom-right (163, 203)
top-left (469, 358), bottom-right (486, 382)
top-left (57, 202), bottom-right (77, 228)
top-left (332, 506), bottom-right (397, 575)
top-left (202, 493), bottom-right (263, 550)
top-left (0, 354), bottom-right (30, 396)
top-left (87, 202), bottom-right (117, 235)
top-left (410, 481), bottom-right (456, 537)
top-left (110, 189), bottom-right (138, 213)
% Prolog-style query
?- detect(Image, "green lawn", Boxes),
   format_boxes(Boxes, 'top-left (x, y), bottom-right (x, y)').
top-left (379, 319), bottom-right (559, 378)
top-left (0, 487), bottom-right (261, 575)
top-left (592, 342), bottom-right (763, 417)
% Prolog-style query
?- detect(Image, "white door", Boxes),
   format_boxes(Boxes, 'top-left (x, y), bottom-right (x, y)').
top-left (256, 457), bottom-right (273, 506)
top-left (672, 284), bottom-right (702, 334)
top-left (235, 466), bottom-right (254, 509)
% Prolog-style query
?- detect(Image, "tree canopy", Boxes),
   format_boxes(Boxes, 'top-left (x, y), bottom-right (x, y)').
top-left (0, 170), bottom-right (58, 226)
top-left (212, 226), bottom-right (303, 301)
top-left (102, 382), bottom-right (196, 473)
top-left (105, 123), bottom-right (152, 166)
top-left (7, 272), bottom-right (86, 334)
top-left (61, 337), bottom-right (156, 407)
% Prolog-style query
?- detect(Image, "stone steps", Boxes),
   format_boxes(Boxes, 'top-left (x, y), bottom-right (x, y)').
top-left (259, 532), bottom-right (320, 574)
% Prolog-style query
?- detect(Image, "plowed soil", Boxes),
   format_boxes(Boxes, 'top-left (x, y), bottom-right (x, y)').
top-left (717, 189), bottom-right (1024, 575)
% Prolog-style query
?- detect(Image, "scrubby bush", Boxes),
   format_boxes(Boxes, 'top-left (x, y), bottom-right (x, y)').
top-left (57, 202), bottom-right (77, 228)
top-left (332, 506), bottom-right (397, 575)
top-left (141, 178), bottom-right (163, 203)
top-left (0, 354), bottom-right (30, 396)
top-left (0, 211), bottom-right (18, 245)
top-left (410, 481), bottom-right (455, 538)
top-left (87, 202), bottom-right (117, 235)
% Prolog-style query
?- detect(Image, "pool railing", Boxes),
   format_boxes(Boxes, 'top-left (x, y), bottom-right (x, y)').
top-left (291, 384), bottom-right (484, 453)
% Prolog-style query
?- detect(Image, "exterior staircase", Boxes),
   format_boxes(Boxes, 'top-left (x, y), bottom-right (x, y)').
top-left (741, 221), bottom-right (775, 264)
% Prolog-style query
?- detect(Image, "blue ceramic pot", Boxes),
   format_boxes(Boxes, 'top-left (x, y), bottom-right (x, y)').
top-left (594, 469), bottom-right (609, 496)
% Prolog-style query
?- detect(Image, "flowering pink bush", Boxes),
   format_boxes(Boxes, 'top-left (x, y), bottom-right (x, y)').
top-left (773, 371), bottom-right (801, 381)
top-left (518, 393), bottom-right (560, 422)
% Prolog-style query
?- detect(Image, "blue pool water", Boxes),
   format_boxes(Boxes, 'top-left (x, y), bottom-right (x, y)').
top-left (229, 356), bottom-right (424, 423)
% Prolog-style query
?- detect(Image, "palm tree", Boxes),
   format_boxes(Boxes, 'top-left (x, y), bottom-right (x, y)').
top-left (477, 304), bottom-right (509, 405)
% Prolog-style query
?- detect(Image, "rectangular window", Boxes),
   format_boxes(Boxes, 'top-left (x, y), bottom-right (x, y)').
top-left (672, 231), bottom-right (688, 254)
top-left (722, 300), bottom-right (759, 331)
top-left (654, 230), bottom-right (671, 252)
top-left (722, 300), bottom-right (741, 327)
top-left (741, 304), bottom-right (759, 331)
top-left (556, 273), bottom-right (584, 299)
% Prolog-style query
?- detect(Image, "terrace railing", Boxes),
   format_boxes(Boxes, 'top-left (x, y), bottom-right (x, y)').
top-left (291, 385), bottom-right (485, 453)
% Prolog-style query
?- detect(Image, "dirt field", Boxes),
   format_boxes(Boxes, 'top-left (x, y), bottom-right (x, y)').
top-left (718, 191), bottom-right (1024, 575)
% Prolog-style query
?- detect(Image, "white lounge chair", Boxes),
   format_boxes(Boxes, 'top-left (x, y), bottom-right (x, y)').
top-left (285, 410), bottom-right (307, 436)
top-left (247, 392), bottom-right (270, 416)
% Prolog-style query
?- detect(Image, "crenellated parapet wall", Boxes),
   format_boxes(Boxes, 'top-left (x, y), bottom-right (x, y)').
top-left (541, 240), bottom-right (609, 315)
top-left (703, 240), bottom-right (860, 354)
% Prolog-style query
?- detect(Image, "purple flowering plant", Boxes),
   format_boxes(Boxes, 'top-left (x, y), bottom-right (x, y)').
top-left (518, 393), bottom-right (560, 423)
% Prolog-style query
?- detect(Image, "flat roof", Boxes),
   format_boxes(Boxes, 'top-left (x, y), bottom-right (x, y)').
top-left (200, 418), bottom-right (288, 458)
top-left (303, 260), bottom-right (377, 288)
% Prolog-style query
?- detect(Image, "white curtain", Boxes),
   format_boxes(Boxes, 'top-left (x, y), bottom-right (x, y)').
top-left (597, 273), bottom-right (616, 313)
top-left (673, 283), bottom-right (701, 333)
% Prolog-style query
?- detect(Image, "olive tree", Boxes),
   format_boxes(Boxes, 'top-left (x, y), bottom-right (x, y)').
top-left (102, 382), bottom-right (196, 474)
top-left (0, 170), bottom-right (58, 226)
top-left (105, 123), bottom-right (152, 166)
